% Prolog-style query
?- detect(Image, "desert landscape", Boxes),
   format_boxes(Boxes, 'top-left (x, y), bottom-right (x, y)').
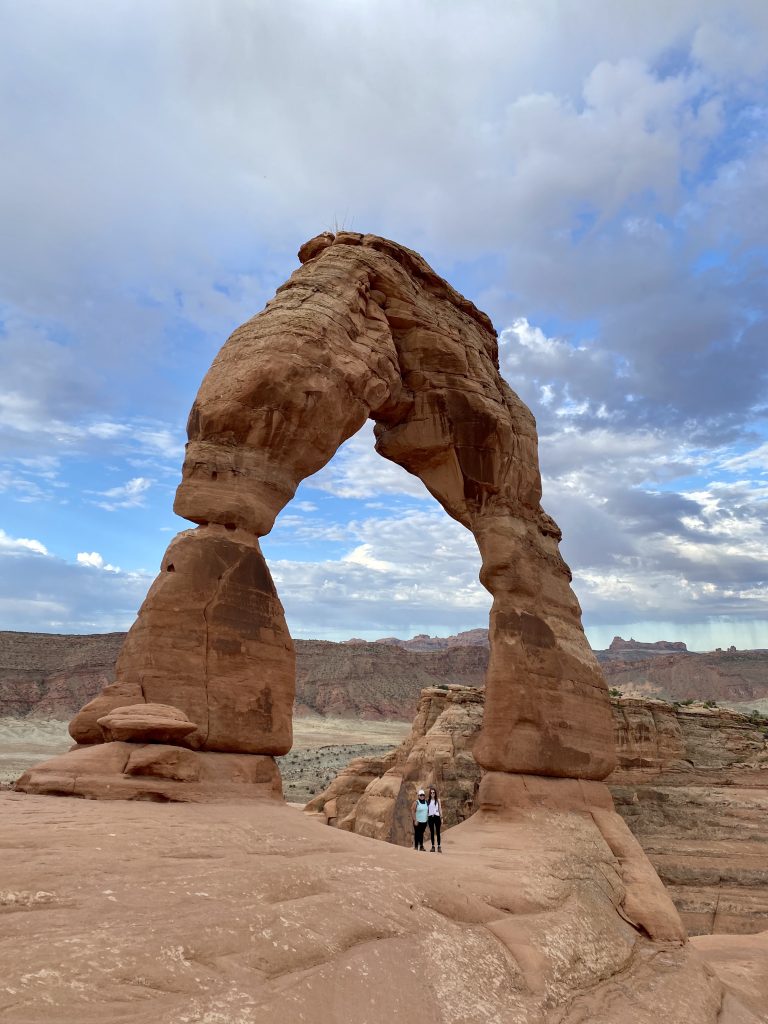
top-left (4, 3), bottom-right (768, 1020)
top-left (1, 231), bottom-right (766, 1023)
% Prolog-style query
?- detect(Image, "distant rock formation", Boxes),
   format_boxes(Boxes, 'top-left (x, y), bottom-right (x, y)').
top-left (0, 631), bottom-right (488, 721)
top-left (310, 686), bottom-right (768, 936)
top-left (371, 628), bottom-right (490, 651)
top-left (609, 636), bottom-right (689, 653)
top-left (599, 648), bottom-right (768, 703)
top-left (0, 631), bottom-right (125, 718)
top-left (5, 628), bottom-right (768, 721)
top-left (293, 639), bottom-right (487, 718)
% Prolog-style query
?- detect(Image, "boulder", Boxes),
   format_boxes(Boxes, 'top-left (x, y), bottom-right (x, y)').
top-left (69, 680), bottom-right (145, 744)
top-left (96, 703), bottom-right (199, 745)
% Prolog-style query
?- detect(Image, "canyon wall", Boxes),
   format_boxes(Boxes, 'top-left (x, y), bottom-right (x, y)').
top-left (4, 629), bottom-right (767, 721)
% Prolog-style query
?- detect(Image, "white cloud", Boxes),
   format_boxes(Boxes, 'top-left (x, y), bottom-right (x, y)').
top-left (91, 477), bottom-right (151, 512)
top-left (307, 422), bottom-right (430, 500)
top-left (0, 528), bottom-right (48, 556)
top-left (76, 551), bottom-right (120, 572)
top-left (0, 547), bottom-right (152, 632)
top-left (264, 506), bottom-right (487, 639)
top-left (0, 0), bottom-right (767, 647)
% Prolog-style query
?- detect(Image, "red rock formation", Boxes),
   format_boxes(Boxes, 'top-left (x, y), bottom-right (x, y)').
top-left (17, 742), bottom-right (282, 802)
top-left (22, 231), bottom-right (615, 790)
top-left (609, 636), bottom-right (689, 653)
top-left (372, 628), bottom-right (490, 650)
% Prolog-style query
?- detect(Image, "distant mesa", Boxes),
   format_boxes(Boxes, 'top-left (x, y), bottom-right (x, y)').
top-left (372, 628), bottom-right (491, 651)
top-left (609, 636), bottom-right (688, 653)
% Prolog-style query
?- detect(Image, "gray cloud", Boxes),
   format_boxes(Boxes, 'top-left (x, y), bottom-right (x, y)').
top-left (0, 545), bottom-right (151, 632)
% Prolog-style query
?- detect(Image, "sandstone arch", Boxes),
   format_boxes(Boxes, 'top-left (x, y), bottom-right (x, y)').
top-left (66, 231), bottom-right (615, 781)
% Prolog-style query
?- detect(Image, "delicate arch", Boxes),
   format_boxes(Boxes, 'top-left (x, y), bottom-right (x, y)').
top-left (70, 232), bottom-right (616, 780)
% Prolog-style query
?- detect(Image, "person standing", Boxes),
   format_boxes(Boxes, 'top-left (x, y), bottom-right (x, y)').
top-left (427, 786), bottom-right (442, 853)
top-left (412, 788), bottom-right (429, 850)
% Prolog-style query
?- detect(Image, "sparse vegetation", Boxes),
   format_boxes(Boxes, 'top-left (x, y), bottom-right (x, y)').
top-left (608, 687), bottom-right (623, 698)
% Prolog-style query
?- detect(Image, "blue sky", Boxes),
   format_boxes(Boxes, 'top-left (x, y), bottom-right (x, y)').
top-left (1, 0), bottom-right (767, 651)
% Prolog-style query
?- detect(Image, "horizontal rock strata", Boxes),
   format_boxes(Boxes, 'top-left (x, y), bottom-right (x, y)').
top-left (4, 628), bottom-right (767, 722)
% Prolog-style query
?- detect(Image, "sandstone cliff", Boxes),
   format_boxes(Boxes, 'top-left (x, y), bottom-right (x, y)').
top-left (601, 648), bottom-right (768, 703)
top-left (0, 631), bottom-right (125, 718)
top-left (293, 640), bottom-right (486, 718)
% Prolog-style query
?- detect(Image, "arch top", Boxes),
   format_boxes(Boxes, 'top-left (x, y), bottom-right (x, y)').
top-left (69, 232), bottom-right (617, 782)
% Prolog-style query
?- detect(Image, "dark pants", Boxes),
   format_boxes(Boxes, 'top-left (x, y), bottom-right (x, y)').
top-left (414, 821), bottom-right (427, 849)
top-left (428, 815), bottom-right (441, 848)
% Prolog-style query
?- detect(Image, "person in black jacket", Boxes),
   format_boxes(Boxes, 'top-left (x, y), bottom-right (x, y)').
top-left (412, 788), bottom-right (429, 850)
top-left (427, 785), bottom-right (442, 852)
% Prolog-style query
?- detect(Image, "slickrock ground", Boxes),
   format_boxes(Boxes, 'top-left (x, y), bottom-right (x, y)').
top-left (2, 790), bottom-right (758, 1024)
top-left (693, 932), bottom-right (768, 1020)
